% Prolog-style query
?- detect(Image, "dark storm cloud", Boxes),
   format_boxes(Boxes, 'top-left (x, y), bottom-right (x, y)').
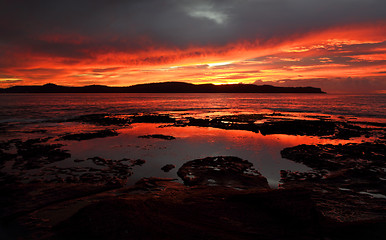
top-left (1, 0), bottom-right (385, 50)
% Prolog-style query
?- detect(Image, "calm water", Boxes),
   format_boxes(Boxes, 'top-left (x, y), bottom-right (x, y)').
top-left (1, 93), bottom-right (385, 123)
top-left (0, 93), bottom-right (384, 187)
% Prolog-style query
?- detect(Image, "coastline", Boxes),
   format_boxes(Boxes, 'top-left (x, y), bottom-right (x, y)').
top-left (1, 110), bottom-right (385, 239)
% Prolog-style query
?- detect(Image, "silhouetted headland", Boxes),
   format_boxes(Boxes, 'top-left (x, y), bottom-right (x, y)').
top-left (1, 82), bottom-right (325, 93)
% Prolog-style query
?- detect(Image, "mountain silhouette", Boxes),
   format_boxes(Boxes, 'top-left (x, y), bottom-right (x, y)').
top-left (1, 82), bottom-right (325, 93)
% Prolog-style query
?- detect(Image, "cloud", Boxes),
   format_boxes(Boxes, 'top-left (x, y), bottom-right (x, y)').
top-left (0, 0), bottom-right (385, 88)
top-left (1, 0), bottom-right (385, 46)
top-left (253, 76), bottom-right (386, 93)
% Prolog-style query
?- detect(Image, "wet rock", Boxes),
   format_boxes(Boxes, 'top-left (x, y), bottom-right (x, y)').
top-left (257, 120), bottom-right (367, 139)
top-left (22, 129), bottom-right (48, 134)
top-left (54, 187), bottom-right (324, 240)
top-left (12, 156), bottom-right (145, 186)
top-left (177, 156), bottom-right (269, 189)
top-left (185, 115), bottom-right (368, 139)
top-left (131, 114), bottom-right (175, 123)
top-left (0, 183), bottom-right (116, 221)
top-left (281, 142), bottom-right (386, 172)
top-left (138, 134), bottom-right (176, 140)
top-left (280, 142), bottom-right (386, 195)
top-left (88, 156), bottom-right (111, 166)
top-left (280, 170), bottom-right (326, 183)
top-left (10, 138), bottom-right (71, 170)
top-left (0, 150), bottom-right (16, 168)
top-left (135, 177), bottom-right (180, 190)
top-left (67, 114), bottom-right (131, 126)
top-left (259, 120), bottom-right (337, 136)
top-left (116, 158), bottom-right (146, 166)
top-left (67, 113), bottom-right (176, 126)
top-left (187, 117), bottom-right (260, 132)
top-left (280, 142), bottom-right (386, 223)
top-left (328, 122), bottom-right (364, 140)
top-left (161, 164), bottom-right (176, 172)
top-left (0, 172), bottom-right (20, 185)
top-left (213, 114), bottom-right (265, 124)
top-left (129, 159), bottom-right (146, 166)
top-left (60, 129), bottom-right (118, 141)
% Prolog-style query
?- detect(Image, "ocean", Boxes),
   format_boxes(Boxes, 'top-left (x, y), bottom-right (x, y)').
top-left (0, 93), bottom-right (385, 187)
top-left (1, 93), bottom-right (385, 124)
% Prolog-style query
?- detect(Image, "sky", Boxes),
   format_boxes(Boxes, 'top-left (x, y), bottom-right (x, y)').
top-left (0, 0), bottom-right (385, 92)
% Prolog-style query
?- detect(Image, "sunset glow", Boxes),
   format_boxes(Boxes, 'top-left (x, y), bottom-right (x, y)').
top-left (0, 1), bottom-right (385, 92)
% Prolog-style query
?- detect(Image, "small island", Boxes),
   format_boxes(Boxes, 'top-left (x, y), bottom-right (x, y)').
top-left (1, 82), bottom-right (325, 93)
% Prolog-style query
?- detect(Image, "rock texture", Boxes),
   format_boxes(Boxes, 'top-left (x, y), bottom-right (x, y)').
top-left (177, 156), bottom-right (269, 189)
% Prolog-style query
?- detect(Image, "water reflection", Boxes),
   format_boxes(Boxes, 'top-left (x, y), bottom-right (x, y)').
top-left (59, 123), bottom-right (361, 187)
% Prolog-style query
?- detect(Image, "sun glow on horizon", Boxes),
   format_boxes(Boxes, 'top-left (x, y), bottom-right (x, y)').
top-left (0, 22), bottom-right (385, 92)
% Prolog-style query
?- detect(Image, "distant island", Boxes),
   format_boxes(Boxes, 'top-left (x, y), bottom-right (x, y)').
top-left (0, 82), bottom-right (325, 93)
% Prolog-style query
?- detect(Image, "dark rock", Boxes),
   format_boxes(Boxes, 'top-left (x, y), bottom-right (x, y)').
top-left (11, 139), bottom-right (71, 170)
top-left (161, 164), bottom-right (176, 172)
top-left (12, 156), bottom-right (145, 186)
top-left (256, 120), bottom-right (367, 139)
top-left (0, 150), bottom-right (16, 168)
top-left (185, 116), bottom-right (368, 139)
top-left (280, 142), bottom-right (386, 223)
top-left (117, 158), bottom-right (146, 166)
top-left (0, 183), bottom-right (116, 221)
top-left (134, 177), bottom-right (180, 190)
top-left (177, 156), bottom-right (269, 189)
top-left (60, 129), bottom-right (118, 141)
top-left (67, 113), bottom-right (176, 126)
top-left (88, 156), bottom-right (111, 166)
top-left (329, 122), bottom-right (364, 140)
top-left (187, 116), bottom-right (260, 132)
top-left (67, 114), bottom-right (131, 126)
top-left (213, 114), bottom-right (265, 124)
top-left (259, 120), bottom-right (336, 136)
top-left (131, 114), bottom-right (175, 123)
top-left (281, 142), bottom-right (386, 172)
top-left (22, 129), bottom-right (48, 134)
top-left (138, 134), bottom-right (176, 140)
top-left (55, 187), bottom-right (323, 240)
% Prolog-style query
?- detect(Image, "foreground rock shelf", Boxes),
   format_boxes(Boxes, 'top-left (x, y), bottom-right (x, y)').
top-left (280, 142), bottom-right (386, 223)
top-left (1, 113), bottom-right (386, 239)
top-left (64, 113), bottom-right (378, 140)
top-left (2, 177), bottom-right (385, 240)
top-left (177, 156), bottom-right (269, 189)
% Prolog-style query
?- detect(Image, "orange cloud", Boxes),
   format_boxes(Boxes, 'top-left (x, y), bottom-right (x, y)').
top-left (0, 21), bottom-right (385, 89)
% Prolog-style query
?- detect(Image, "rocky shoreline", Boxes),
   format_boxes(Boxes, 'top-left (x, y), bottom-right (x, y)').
top-left (0, 113), bottom-right (385, 239)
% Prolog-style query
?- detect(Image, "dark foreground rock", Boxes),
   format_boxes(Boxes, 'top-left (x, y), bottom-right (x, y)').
top-left (138, 134), bottom-right (176, 140)
top-left (60, 129), bottom-right (118, 141)
top-left (0, 138), bottom-right (71, 171)
top-left (161, 164), bottom-right (176, 172)
top-left (54, 184), bottom-right (321, 240)
top-left (2, 175), bottom-right (385, 240)
top-left (67, 113), bottom-right (177, 127)
top-left (259, 120), bottom-right (364, 139)
top-left (185, 115), bottom-right (368, 139)
top-left (177, 156), bottom-right (270, 189)
top-left (30, 157), bottom-right (145, 186)
top-left (51, 179), bottom-right (386, 240)
top-left (131, 114), bottom-right (176, 123)
top-left (64, 113), bottom-right (372, 140)
top-left (66, 114), bottom-right (131, 126)
top-left (259, 120), bottom-right (336, 136)
top-left (280, 142), bottom-right (386, 223)
top-left (281, 142), bottom-right (386, 172)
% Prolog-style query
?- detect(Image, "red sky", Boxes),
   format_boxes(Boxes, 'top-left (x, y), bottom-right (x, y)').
top-left (0, 1), bottom-right (385, 93)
